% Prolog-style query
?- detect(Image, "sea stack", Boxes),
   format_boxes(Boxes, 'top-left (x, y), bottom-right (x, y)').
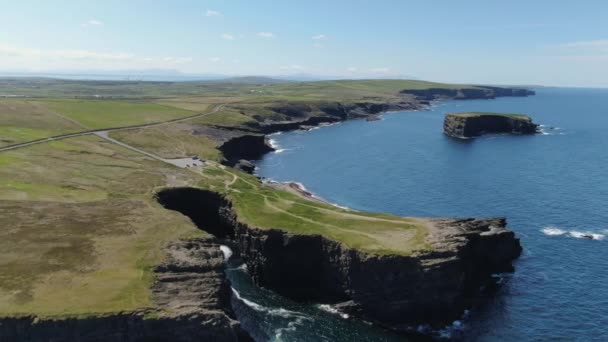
top-left (443, 112), bottom-right (539, 138)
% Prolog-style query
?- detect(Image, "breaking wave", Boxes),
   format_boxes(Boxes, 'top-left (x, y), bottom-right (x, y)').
top-left (541, 226), bottom-right (605, 240)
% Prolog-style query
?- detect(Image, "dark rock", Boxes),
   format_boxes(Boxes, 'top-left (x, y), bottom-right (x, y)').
top-left (218, 134), bottom-right (274, 166)
top-left (0, 238), bottom-right (251, 342)
top-left (233, 159), bottom-right (256, 173)
top-left (443, 113), bottom-right (539, 138)
top-left (400, 86), bottom-right (534, 101)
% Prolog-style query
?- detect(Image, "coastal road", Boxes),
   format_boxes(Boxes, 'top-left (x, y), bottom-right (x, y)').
top-left (93, 130), bottom-right (204, 168)
top-left (0, 104), bottom-right (225, 153)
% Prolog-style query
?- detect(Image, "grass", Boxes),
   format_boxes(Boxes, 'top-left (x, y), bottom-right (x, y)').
top-left (448, 112), bottom-right (531, 120)
top-left (0, 99), bottom-right (83, 146)
top-left (109, 124), bottom-right (223, 161)
top-left (197, 165), bottom-right (431, 255)
top-left (0, 135), bottom-right (204, 316)
top-left (34, 99), bottom-right (196, 129)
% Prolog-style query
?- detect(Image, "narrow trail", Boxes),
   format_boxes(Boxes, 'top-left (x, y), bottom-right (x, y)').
top-left (0, 104), bottom-right (225, 153)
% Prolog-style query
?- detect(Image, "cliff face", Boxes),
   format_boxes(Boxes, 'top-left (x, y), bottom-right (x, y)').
top-left (218, 134), bottom-right (275, 167)
top-left (156, 188), bottom-right (522, 330)
top-left (0, 238), bottom-right (251, 342)
top-left (444, 113), bottom-right (539, 138)
top-left (401, 87), bottom-right (535, 101)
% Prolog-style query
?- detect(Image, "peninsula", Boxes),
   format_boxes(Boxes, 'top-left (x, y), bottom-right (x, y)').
top-left (0, 78), bottom-right (530, 340)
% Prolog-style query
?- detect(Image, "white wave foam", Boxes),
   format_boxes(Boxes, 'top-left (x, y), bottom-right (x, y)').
top-left (569, 231), bottom-right (605, 240)
top-left (232, 288), bottom-right (267, 312)
top-left (317, 304), bottom-right (349, 319)
top-left (542, 227), bottom-right (567, 236)
top-left (268, 138), bottom-right (280, 149)
top-left (541, 226), bottom-right (605, 240)
top-left (219, 245), bottom-right (233, 260)
top-left (232, 288), bottom-right (311, 320)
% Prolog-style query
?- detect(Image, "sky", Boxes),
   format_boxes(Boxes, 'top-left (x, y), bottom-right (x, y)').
top-left (1, 0), bottom-right (608, 86)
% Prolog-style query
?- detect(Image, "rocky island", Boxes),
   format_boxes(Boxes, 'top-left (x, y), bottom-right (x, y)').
top-left (444, 112), bottom-right (540, 138)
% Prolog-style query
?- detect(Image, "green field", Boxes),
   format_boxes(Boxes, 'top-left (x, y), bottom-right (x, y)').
top-left (447, 112), bottom-right (531, 120)
top-left (0, 99), bottom-right (83, 147)
top-left (0, 136), bottom-right (203, 316)
top-left (36, 99), bottom-right (197, 129)
top-left (198, 165), bottom-right (430, 255)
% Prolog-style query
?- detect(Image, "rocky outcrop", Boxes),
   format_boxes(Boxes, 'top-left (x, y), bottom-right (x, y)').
top-left (155, 188), bottom-right (522, 330)
top-left (401, 86), bottom-right (534, 101)
top-left (444, 113), bottom-right (539, 138)
top-left (0, 238), bottom-right (251, 342)
top-left (218, 134), bottom-right (274, 167)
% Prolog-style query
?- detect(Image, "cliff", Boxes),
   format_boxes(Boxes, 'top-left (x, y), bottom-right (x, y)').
top-left (400, 86), bottom-right (535, 101)
top-left (156, 188), bottom-right (522, 331)
top-left (0, 238), bottom-right (251, 342)
top-left (444, 112), bottom-right (539, 138)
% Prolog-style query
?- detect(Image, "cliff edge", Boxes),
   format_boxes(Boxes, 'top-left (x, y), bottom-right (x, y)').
top-left (156, 187), bottom-right (522, 331)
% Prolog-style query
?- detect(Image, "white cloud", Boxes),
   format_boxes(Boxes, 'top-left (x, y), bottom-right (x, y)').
top-left (280, 64), bottom-right (304, 71)
top-left (221, 33), bottom-right (235, 40)
top-left (346, 67), bottom-right (358, 72)
top-left (208, 57), bottom-right (221, 63)
top-left (257, 32), bottom-right (275, 39)
top-left (163, 57), bottom-right (193, 64)
top-left (312, 34), bottom-right (327, 40)
top-left (557, 39), bottom-right (608, 55)
top-left (559, 39), bottom-right (608, 49)
top-left (205, 9), bottom-right (221, 17)
top-left (370, 67), bottom-right (391, 73)
top-left (0, 44), bottom-right (193, 69)
top-left (82, 19), bottom-right (104, 28)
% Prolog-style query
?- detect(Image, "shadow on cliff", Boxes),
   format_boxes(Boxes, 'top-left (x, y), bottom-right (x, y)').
top-left (155, 187), bottom-right (235, 239)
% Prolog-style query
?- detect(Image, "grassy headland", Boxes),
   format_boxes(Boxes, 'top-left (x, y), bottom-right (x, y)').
top-left (0, 78), bottom-right (493, 317)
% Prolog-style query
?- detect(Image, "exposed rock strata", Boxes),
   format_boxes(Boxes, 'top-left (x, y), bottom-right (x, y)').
top-left (444, 113), bottom-right (539, 138)
top-left (400, 86), bottom-right (535, 101)
top-left (155, 188), bottom-right (522, 329)
top-left (0, 238), bottom-right (251, 342)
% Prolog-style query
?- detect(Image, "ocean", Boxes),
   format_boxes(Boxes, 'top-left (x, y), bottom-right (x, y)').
top-left (230, 87), bottom-right (608, 341)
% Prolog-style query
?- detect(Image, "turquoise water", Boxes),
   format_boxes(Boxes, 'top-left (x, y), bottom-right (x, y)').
top-left (237, 88), bottom-right (608, 341)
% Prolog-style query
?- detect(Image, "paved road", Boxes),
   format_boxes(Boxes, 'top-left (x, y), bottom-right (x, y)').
top-left (0, 104), bottom-right (224, 153)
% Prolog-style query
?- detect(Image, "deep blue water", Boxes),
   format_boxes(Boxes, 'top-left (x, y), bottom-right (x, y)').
top-left (233, 88), bottom-right (608, 341)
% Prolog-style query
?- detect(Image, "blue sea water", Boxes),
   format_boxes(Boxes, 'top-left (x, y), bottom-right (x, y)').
top-left (232, 88), bottom-right (608, 341)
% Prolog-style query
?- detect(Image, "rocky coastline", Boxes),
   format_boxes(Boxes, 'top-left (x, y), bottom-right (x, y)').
top-left (217, 86), bottom-right (536, 170)
top-left (155, 188), bottom-right (522, 332)
top-left (0, 85), bottom-right (531, 340)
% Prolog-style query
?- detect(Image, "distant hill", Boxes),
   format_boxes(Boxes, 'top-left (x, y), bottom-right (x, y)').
top-left (209, 76), bottom-right (292, 85)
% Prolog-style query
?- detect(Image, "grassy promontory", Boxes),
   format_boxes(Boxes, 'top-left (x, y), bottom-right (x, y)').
top-left (0, 78), bottom-right (526, 322)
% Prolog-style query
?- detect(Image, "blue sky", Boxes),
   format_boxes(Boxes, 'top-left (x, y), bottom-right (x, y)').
top-left (1, 0), bottom-right (608, 86)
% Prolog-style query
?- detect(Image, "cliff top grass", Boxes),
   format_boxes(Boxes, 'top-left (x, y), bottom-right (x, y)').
top-left (196, 164), bottom-right (431, 256)
top-left (447, 112), bottom-right (532, 120)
